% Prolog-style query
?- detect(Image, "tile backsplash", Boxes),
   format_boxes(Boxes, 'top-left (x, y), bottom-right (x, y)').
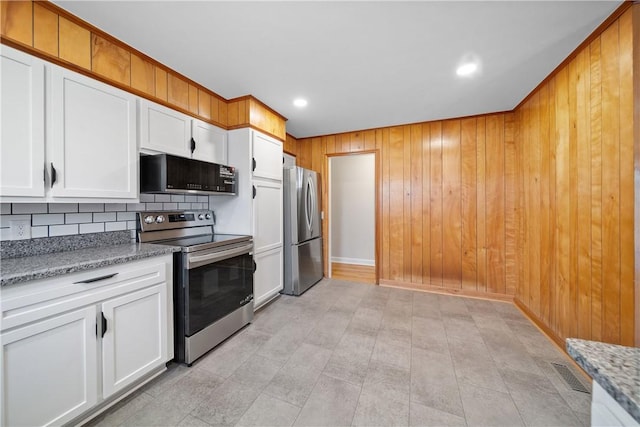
top-left (0, 194), bottom-right (209, 241)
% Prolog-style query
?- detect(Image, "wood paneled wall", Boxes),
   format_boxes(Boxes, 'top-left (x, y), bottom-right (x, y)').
top-left (297, 114), bottom-right (517, 300)
top-left (514, 7), bottom-right (636, 347)
top-left (296, 5), bottom-right (638, 347)
top-left (0, 0), bottom-right (286, 140)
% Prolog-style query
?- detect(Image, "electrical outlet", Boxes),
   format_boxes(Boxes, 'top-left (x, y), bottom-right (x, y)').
top-left (10, 220), bottom-right (31, 240)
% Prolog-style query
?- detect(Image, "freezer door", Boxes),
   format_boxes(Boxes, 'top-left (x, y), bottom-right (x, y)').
top-left (296, 167), bottom-right (321, 242)
top-left (283, 237), bottom-right (323, 296)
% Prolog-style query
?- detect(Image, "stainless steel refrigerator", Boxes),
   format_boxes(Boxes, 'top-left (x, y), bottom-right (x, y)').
top-left (283, 166), bottom-right (324, 295)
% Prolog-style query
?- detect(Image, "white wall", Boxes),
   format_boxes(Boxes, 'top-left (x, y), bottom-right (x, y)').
top-left (330, 153), bottom-right (375, 265)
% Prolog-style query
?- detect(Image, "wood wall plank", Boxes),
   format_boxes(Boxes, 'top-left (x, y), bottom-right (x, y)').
top-left (486, 115), bottom-right (506, 294)
top-left (1, 1), bottom-right (32, 46)
top-left (389, 127), bottom-right (405, 281)
top-left (91, 34), bottom-right (130, 85)
top-left (476, 117), bottom-right (487, 293)
top-left (168, 74), bottom-right (189, 111)
top-left (421, 123), bottom-right (431, 284)
top-left (33, 3), bottom-right (58, 56)
top-left (430, 122), bottom-right (444, 287)
top-left (130, 53), bottom-right (154, 96)
top-left (589, 37), bottom-right (604, 342)
top-left (59, 16), bottom-right (90, 69)
top-left (155, 67), bottom-right (168, 102)
top-left (441, 120), bottom-right (462, 288)
top-left (618, 6), bottom-right (634, 347)
top-left (410, 124), bottom-right (423, 284)
top-left (198, 90), bottom-right (211, 120)
top-left (600, 21), bottom-right (621, 344)
top-left (461, 118), bottom-right (477, 291)
top-left (575, 48), bottom-right (592, 340)
top-left (188, 84), bottom-right (198, 114)
top-left (514, 9), bottom-right (635, 346)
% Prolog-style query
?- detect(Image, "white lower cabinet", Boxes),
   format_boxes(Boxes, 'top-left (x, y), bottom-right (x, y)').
top-left (0, 307), bottom-right (98, 427)
top-left (101, 284), bottom-right (168, 398)
top-left (0, 255), bottom-right (173, 426)
top-left (253, 246), bottom-right (283, 308)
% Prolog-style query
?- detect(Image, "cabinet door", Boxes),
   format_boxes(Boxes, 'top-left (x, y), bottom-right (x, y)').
top-left (139, 99), bottom-right (191, 158)
top-left (191, 120), bottom-right (227, 164)
top-left (101, 284), bottom-right (168, 398)
top-left (253, 246), bottom-right (283, 309)
top-left (0, 306), bottom-right (98, 426)
top-left (50, 66), bottom-right (137, 199)
top-left (252, 131), bottom-right (283, 181)
top-left (0, 46), bottom-right (45, 198)
top-left (253, 180), bottom-right (283, 253)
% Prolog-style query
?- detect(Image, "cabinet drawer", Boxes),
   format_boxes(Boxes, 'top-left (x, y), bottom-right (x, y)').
top-left (0, 255), bottom-right (171, 331)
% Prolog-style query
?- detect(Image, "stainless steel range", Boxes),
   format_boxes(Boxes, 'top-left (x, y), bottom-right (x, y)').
top-left (137, 210), bottom-right (254, 365)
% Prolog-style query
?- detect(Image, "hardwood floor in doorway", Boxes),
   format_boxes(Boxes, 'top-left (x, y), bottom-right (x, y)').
top-left (331, 262), bottom-right (376, 284)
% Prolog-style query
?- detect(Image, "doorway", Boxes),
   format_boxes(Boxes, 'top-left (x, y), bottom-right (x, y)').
top-left (328, 153), bottom-right (377, 284)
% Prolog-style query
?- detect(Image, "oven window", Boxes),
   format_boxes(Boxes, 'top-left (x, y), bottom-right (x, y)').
top-left (186, 252), bottom-right (253, 335)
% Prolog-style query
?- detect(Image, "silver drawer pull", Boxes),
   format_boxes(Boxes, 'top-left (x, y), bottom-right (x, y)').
top-left (74, 273), bottom-right (118, 284)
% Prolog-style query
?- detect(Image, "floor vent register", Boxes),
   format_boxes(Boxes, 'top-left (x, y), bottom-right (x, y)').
top-left (551, 362), bottom-right (590, 394)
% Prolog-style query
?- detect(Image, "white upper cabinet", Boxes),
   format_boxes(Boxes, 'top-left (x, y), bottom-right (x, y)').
top-left (191, 120), bottom-right (227, 164)
top-left (0, 47), bottom-right (138, 202)
top-left (252, 131), bottom-right (283, 181)
top-left (138, 99), bottom-right (191, 157)
top-left (50, 66), bottom-right (137, 200)
top-left (0, 46), bottom-right (45, 198)
top-left (139, 98), bottom-right (228, 164)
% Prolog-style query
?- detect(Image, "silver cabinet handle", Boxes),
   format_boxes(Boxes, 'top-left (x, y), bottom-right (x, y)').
top-left (74, 273), bottom-right (118, 284)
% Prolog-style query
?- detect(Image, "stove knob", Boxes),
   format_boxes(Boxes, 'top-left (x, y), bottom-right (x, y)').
top-left (205, 213), bottom-right (212, 220)
top-left (198, 214), bottom-right (205, 220)
top-left (144, 215), bottom-right (155, 224)
top-left (155, 215), bottom-right (165, 224)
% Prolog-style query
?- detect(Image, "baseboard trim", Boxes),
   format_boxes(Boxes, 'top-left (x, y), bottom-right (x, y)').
top-left (513, 297), bottom-right (591, 382)
top-left (378, 279), bottom-right (514, 302)
top-left (330, 257), bottom-right (375, 266)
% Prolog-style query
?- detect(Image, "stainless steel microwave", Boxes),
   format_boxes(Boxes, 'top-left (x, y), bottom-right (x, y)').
top-left (140, 154), bottom-right (236, 195)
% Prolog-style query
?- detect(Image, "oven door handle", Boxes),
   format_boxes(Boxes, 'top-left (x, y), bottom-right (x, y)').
top-left (186, 243), bottom-right (253, 270)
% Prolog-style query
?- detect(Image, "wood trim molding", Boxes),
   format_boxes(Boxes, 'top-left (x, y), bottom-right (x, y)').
top-left (326, 150), bottom-right (381, 283)
top-left (632, 2), bottom-right (640, 348)
top-left (2, 0), bottom-right (285, 137)
top-left (379, 279), bottom-right (514, 302)
top-left (514, 298), bottom-right (591, 382)
top-left (1, 36), bottom-right (228, 129)
top-left (515, 1), bottom-right (633, 110)
top-left (296, 111), bottom-right (513, 140)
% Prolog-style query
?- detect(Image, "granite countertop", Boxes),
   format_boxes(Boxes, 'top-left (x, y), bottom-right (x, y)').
top-left (0, 242), bottom-right (180, 287)
top-left (567, 338), bottom-right (639, 422)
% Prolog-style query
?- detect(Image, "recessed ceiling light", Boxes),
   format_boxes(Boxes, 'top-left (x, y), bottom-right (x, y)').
top-left (456, 62), bottom-right (478, 77)
top-left (293, 98), bottom-right (308, 107)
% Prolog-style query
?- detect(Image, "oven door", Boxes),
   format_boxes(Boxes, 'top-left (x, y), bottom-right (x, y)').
top-left (183, 242), bottom-right (254, 336)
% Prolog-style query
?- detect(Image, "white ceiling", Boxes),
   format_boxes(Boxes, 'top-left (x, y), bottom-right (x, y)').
top-left (53, 1), bottom-right (622, 138)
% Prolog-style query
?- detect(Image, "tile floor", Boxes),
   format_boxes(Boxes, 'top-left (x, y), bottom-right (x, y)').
top-left (86, 279), bottom-right (592, 427)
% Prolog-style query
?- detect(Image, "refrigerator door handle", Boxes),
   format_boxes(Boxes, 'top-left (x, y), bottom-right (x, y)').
top-left (306, 176), bottom-right (313, 233)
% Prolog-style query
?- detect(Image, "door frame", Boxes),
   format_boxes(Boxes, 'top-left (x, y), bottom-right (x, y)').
top-left (326, 150), bottom-right (380, 284)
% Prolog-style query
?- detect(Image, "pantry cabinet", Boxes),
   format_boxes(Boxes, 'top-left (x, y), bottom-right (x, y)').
top-left (0, 45), bottom-right (138, 203)
top-left (213, 128), bottom-right (283, 309)
top-left (139, 98), bottom-right (228, 164)
top-left (0, 255), bottom-right (173, 426)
